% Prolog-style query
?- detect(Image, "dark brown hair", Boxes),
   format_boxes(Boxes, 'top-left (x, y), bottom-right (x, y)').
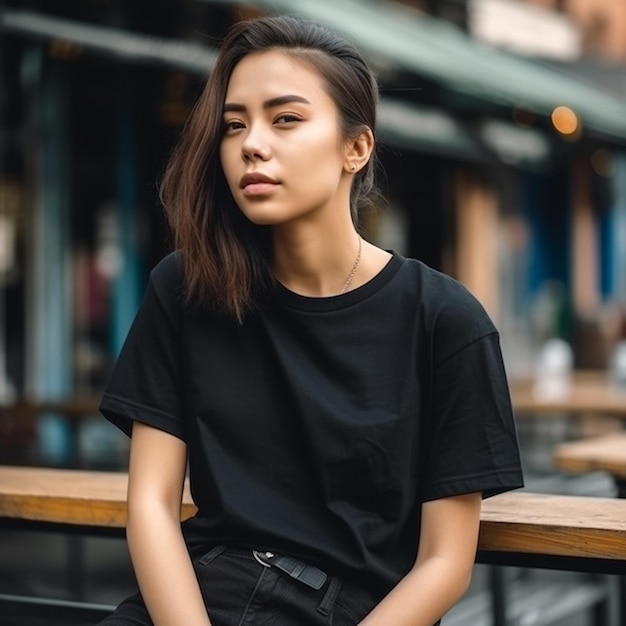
top-left (160, 15), bottom-right (380, 320)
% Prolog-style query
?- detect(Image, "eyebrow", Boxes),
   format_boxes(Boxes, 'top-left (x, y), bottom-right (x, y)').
top-left (223, 94), bottom-right (311, 113)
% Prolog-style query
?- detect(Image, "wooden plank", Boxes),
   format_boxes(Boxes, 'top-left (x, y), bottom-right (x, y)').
top-left (3, 467), bottom-right (626, 562)
top-left (479, 491), bottom-right (626, 559)
top-left (0, 466), bottom-right (196, 527)
top-left (554, 433), bottom-right (626, 478)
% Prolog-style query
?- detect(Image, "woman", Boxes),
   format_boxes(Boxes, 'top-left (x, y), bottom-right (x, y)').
top-left (99, 14), bottom-right (523, 626)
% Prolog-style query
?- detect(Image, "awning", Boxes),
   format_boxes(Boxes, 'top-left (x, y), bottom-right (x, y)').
top-left (206, 0), bottom-right (626, 142)
top-left (1, 9), bottom-right (218, 73)
top-left (3, 9), bottom-right (523, 162)
top-left (379, 99), bottom-right (486, 160)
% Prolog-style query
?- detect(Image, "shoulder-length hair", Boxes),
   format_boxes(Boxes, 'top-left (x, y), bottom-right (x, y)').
top-left (159, 14), bottom-right (380, 321)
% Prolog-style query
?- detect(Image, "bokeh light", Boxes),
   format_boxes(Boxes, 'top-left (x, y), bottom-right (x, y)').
top-left (551, 105), bottom-right (579, 136)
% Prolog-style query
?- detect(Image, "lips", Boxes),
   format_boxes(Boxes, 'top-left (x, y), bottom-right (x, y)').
top-left (239, 172), bottom-right (279, 189)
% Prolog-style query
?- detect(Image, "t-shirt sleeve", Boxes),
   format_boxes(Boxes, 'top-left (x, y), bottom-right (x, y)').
top-left (99, 254), bottom-right (186, 441)
top-left (420, 291), bottom-right (524, 501)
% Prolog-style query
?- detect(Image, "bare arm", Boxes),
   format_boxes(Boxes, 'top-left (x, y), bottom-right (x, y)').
top-left (359, 492), bottom-right (482, 626)
top-left (126, 421), bottom-right (212, 626)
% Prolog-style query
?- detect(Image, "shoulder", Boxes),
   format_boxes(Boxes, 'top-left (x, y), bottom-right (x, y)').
top-left (145, 251), bottom-right (186, 315)
top-left (149, 250), bottom-right (184, 288)
top-left (399, 257), bottom-right (497, 358)
top-left (399, 256), bottom-right (491, 323)
top-left (148, 251), bottom-right (185, 296)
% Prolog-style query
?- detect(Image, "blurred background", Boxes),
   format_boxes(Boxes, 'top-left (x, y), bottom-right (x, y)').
top-left (1, 0), bottom-right (626, 465)
top-left (1, 0), bottom-right (626, 624)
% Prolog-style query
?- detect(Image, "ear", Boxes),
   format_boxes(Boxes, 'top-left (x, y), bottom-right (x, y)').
top-left (344, 127), bottom-right (374, 174)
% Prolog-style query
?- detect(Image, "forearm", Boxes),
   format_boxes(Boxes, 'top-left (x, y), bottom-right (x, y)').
top-left (127, 506), bottom-right (212, 626)
top-left (358, 556), bottom-right (472, 626)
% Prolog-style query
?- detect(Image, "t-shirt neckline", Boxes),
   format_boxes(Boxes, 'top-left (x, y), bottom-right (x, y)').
top-left (274, 251), bottom-right (404, 312)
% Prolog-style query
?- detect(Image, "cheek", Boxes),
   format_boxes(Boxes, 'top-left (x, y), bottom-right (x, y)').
top-left (293, 131), bottom-right (344, 176)
top-left (219, 144), bottom-right (239, 186)
top-left (303, 143), bottom-right (344, 185)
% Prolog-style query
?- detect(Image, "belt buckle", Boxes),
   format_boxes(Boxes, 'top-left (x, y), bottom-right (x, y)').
top-left (252, 549), bottom-right (275, 567)
top-left (252, 549), bottom-right (327, 590)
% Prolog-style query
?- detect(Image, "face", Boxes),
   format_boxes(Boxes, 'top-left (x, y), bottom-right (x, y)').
top-left (219, 49), bottom-right (351, 227)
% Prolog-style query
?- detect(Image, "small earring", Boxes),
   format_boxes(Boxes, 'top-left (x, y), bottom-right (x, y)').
top-left (350, 164), bottom-right (356, 172)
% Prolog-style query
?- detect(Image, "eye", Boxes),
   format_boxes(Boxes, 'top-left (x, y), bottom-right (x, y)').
top-left (274, 113), bottom-right (302, 125)
top-left (223, 119), bottom-right (245, 134)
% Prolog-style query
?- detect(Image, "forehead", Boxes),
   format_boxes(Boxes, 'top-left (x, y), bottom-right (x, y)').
top-left (224, 49), bottom-right (330, 103)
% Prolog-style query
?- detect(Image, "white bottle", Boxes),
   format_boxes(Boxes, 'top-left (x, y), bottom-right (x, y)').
top-left (533, 338), bottom-right (573, 400)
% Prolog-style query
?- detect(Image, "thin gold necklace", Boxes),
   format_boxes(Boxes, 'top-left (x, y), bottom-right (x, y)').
top-left (340, 235), bottom-right (362, 294)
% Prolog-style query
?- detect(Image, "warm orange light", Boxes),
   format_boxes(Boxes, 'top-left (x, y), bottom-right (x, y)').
top-left (551, 106), bottom-right (579, 136)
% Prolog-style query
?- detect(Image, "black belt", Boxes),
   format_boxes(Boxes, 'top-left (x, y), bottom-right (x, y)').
top-left (252, 549), bottom-right (328, 590)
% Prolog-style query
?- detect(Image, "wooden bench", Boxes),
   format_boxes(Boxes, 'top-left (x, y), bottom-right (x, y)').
top-left (0, 465), bottom-right (195, 530)
top-left (2, 467), bottom-right (625, 571)
top-left (2, 466), bottom-right (626, 623)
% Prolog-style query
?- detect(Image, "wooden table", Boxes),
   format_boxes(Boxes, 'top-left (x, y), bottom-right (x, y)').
top-left (478, 491), bottom-right (626, 570)
top-left (511, 370), bottom-right (626, 624)
top-left (481, 489), bottom-right (624, 626)
top-left (510, 370), bottom-right (626, 418)
top-left (553, 432), bottom-right (626, 624)
top-left (554, 433), bottom-right (626, 497)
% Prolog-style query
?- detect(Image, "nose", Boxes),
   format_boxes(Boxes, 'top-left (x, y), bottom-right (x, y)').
top-left (241, 124), bottom-right (271, 162)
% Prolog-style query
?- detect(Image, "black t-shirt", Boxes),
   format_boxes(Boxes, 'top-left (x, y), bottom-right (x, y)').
top-left (100, 250), bottom-right (523, 595)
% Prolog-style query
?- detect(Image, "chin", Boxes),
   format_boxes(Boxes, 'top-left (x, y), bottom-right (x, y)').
top-left (244, 215), bottom-right (282, 226)
top-left (239, 206), bottom-right (299, 227)
top-left (239, 211), bottom-right (281, 226)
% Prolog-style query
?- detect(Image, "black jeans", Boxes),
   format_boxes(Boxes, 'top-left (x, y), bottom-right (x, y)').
top-left (98, 546), bottom-right (381, 625)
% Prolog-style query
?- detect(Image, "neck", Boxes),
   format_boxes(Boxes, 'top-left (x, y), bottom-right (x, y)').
top-left (271, 227), bottom-right (362, 297)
